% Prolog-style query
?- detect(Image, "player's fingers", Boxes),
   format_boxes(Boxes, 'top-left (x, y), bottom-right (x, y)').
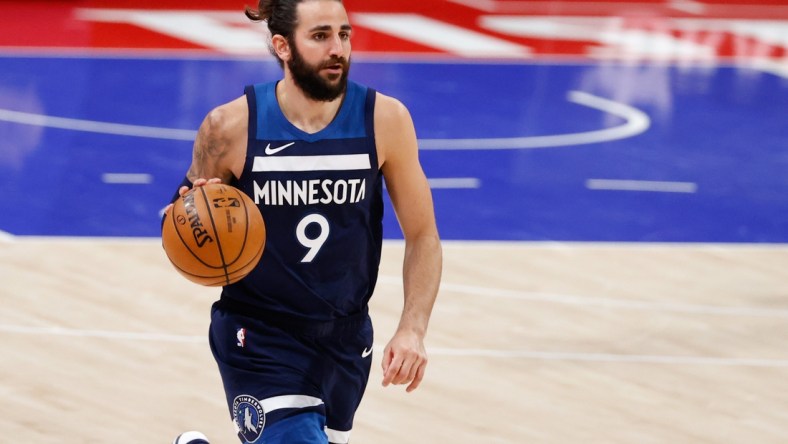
top-left (402, 354), bottom-right (422, 384)
top-left (382, 359), bottom-right (402, 386)
top-left (162, 203), bottom-right (174, 215)
top-left (381, 345), bottom-right (393, 373)
top-left (406, 362), bottom-right (427, 393)
top-left (207, 177), bottom-right (222, 184)
top-left (389, 355), bottom-right (412, 385)
top-left (177, 186), bottom-right (190, 196)
top-left (382, 353), bottom-right (403, 387)
top-left (395, 351), bottom-right (424, 385)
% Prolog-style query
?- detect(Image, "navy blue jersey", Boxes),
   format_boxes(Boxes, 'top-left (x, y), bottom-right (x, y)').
top-left (223, 80), bottom-right (383, 322)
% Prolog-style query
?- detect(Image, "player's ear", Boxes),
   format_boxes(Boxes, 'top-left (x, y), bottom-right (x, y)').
top-left (271, 35), bottom-right (291, 62)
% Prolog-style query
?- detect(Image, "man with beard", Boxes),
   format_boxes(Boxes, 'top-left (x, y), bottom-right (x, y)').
top-left (166, 1), bottom-right (442, 443)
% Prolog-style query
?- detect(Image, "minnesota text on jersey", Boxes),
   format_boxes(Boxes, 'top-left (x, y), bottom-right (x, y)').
top-left (253, 178), bottom-right (367, 206)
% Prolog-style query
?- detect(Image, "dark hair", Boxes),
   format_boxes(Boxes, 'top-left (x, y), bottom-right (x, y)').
top-left (245, 0), bottom-right (343, 66)
top-left (245, 0), bottom-right (299, 40)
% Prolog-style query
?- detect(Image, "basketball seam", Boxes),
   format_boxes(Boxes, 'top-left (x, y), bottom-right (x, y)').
top-left (221, 186), bottom-right (248, 266)
top-left (200, 186), bottom-right (230, 286)
top-left (168, 200), bottom-right (186, 258)
top-left (239, 186), bottom-right (251, 267)
top-left (170, 190), bottom-right (224, 269)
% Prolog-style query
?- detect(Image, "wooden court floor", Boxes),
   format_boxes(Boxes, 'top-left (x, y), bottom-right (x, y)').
top-left (1, 238), bottom-right (787, 443)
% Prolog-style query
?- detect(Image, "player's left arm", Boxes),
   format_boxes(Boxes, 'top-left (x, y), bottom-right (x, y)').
top-left (376, 93), bottom-right (443, 392)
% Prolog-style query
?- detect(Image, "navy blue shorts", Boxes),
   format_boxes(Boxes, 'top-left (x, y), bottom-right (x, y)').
top-left (209, 298), bottom-right (374, 444)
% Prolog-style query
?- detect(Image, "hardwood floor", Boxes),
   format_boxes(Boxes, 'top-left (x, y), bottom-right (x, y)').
top-left (1, 238), bottom-right (787, 443)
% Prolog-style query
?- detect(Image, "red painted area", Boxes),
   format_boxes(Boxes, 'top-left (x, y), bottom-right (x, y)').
top-left (0, 2), bottom-right (90, 48)
top-left (87, 22), bottom-right (207, 50)
top-left (0, 0), bottom-right (786, 57)
top-left (350, 26), bottom-right (445, 56)
top-left (82, 0), bottom-right (245, 8)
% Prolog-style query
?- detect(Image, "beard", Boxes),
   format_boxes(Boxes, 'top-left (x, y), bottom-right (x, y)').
top-left (287, 40), bottom-right (350, 102)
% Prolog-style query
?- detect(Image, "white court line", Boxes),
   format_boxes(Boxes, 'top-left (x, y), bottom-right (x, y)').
top-left (1, 323), bottom-right (786, 367)
top-left (418, 91), bottom-right (650, 150)
top-left (445, 0), bottom-right (499, 12)
top-left (5, 236), bottom-right (788, 250)
top-left (449, 0), bottom-right (788, 14)
top-left (0, 230), bottom-right (15, 242)
top-left (0, 91), bottom-right (650, 150)
top-left (427, 347), bottom-right (788, 367)
top-left (101, 173), bottom-right (153, 184)
top-left (669, 0), bottom-right (707, 15)
top-left (0, 324), bottom-right (204, 343)
top-left (0, 108), bottom-right (197, 140)
top-left (377, 275), bottom-right (788, 318)
top-left (427, 178), bottom-right (481, 189)
top-left (351, 13), bottom-right (531, 58)
top-left (76, 9), bottom-right (269, 55)
top-left (586, 178), bottom-right (698, 193)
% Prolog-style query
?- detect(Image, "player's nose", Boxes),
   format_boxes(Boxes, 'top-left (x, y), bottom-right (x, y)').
top-left (328, 35), bottom-right (344, 57)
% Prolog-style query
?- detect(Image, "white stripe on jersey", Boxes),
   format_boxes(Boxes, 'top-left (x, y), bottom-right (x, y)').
top-left (253, 154), bottom-right (371, 172)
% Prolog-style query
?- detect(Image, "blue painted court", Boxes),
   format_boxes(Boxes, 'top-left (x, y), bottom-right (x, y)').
top-left (1, 54), bottom-right (786, 242)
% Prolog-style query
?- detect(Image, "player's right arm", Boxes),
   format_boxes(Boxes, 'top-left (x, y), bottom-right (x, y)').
top-left (165, 96), bottom-right (248, 213)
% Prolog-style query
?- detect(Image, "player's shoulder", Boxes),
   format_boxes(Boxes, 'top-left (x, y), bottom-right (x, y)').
top-left (372, 90), bottom-right (417, 166)
top-left (201, 96), bottom-right (248, 138)
top-left (373, 91), bottom-right (412, 124)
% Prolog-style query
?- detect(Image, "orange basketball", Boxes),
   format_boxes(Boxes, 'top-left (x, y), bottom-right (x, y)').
top-left (162, 183), bottom-right (265, 286)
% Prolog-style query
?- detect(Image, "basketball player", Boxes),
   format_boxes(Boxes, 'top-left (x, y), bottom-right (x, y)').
top-left (165, 0), bottom-right (442, 443)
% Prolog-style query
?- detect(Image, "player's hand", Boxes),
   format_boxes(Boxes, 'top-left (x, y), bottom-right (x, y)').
top-left (183, 177), bottom-right (222, 196)
top-left (381, 329), bottom-right (428, 392)
top-left (162, 178), bottom-right (222, 216)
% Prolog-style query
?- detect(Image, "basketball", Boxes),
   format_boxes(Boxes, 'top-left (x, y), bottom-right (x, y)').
top-left (162, 183), bottom-right (265, 286)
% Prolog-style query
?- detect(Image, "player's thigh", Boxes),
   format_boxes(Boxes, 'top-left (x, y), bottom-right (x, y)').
top-left (209, 305), bottom-right (327, 443)
top-left (321, 316), bottom-right (374, 437)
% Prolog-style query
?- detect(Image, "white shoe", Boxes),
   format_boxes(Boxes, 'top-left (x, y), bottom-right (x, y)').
top-left (172, 431), bottom-right (210, 444)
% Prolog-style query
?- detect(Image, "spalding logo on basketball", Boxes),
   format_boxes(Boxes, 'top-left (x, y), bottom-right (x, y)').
top-left (162, 183), bottom-right (265, 286)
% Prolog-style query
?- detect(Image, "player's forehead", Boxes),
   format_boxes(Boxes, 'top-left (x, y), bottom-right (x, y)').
top-left (294, 0), bottom-right (350, 32)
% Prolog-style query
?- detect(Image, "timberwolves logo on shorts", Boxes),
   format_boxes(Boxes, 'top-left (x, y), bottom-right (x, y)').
top-left (233, 394), bottom-right (265, 442)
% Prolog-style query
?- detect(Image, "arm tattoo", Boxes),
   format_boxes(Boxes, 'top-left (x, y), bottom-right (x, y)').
top-left (187, 122), bottom-right (225, 182)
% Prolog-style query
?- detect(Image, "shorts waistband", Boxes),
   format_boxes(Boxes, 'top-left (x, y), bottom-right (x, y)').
top-left (215, 296), bottom-right (369, 337)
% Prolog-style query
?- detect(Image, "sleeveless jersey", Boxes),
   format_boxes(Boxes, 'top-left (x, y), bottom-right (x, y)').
top-left (222, 80), bottom-right (383, 322)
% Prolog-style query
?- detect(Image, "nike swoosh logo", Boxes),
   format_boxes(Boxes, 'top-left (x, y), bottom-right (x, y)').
top-left (265, 142), bottom-right (295, 155)
top-left (361, 347), bottom-right (373, 358)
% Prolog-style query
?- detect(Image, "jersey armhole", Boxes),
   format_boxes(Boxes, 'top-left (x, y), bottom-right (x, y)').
top-left (234, 85), bottom-right (260, 186)
top-left (364, 88), bottom-right (376, 138)
top-left (364, 88), bottom-right (379, 171)
top-left (244, 84), bottom-right (258, 141)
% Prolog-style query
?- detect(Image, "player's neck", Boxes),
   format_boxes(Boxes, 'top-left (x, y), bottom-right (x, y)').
top-left (276, 78), bottom-right (344, 134)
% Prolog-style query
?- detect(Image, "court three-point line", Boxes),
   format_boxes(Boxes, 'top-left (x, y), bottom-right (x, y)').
top-left (0, 91), bottom-right (650, 149)
top-left (586, 179), bottom-right (698, 193)
top-left (418, 90), bottom-right (651, 150)
top-left (0, 108), bottom-right (197, 140)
